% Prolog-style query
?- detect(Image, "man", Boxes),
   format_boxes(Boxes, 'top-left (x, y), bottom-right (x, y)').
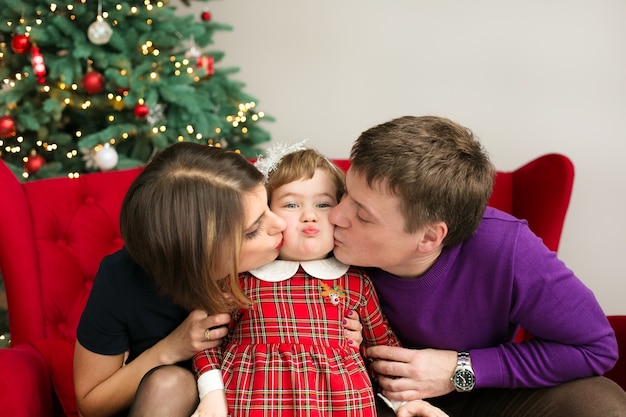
top-left (329, 115), bottom-right (626, 417)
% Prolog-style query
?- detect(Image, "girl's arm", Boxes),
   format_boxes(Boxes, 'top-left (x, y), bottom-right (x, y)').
top-left (356, 273), bottom-right (401, 349)
top-left (191, 377), bottom-right (229, 417)
top-left (191, 312), bottom-right (237, 417)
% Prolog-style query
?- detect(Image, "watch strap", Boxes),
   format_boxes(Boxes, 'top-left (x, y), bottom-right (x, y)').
top-left (452, 351), bottom-right (475, 392)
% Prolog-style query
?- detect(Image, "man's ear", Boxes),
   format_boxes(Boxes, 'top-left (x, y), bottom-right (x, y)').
top-left (418, 221), bottom-right (448, 252)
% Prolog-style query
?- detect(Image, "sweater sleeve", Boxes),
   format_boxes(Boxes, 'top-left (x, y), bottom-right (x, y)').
top-left (192, 347), bottom-right (223, 377)
top-left (470, 225), bottom-right (617, 388)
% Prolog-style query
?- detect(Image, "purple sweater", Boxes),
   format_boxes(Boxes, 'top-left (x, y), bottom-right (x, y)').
top-left (368, 207), bottom-right (617, 389)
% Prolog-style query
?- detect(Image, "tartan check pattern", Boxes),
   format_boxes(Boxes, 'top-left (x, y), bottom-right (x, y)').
top-left (194, 266), bottom-right (400, 416)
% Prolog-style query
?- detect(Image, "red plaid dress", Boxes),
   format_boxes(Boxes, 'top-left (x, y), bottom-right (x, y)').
top-left (193, 258), bottom-right (400, 417)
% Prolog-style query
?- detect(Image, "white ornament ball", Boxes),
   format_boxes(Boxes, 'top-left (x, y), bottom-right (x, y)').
top-left (94, 145), bottom-right (119, 171)
top-left (185, 45), bottom-right (202, 60)
top-left (88, 19), bottom-right (113, 45)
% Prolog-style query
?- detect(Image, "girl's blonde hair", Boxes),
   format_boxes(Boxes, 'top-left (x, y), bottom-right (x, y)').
top-left (265, 148), bottom-right (345, 203)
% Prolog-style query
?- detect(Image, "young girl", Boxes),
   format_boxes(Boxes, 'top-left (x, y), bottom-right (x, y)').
top-left (192, 146), bottom-right (447, 417)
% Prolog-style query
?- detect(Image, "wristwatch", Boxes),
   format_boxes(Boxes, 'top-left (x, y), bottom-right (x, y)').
top-left (451, 351), bottom-right (475, 392)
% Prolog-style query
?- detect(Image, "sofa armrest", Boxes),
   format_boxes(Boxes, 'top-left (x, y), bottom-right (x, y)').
top-left (0, 344), bottom-right (54, 416)
top-left (604, 315), bottom-right (626, 391)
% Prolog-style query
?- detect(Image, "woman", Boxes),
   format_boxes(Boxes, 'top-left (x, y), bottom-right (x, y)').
top-left (74, 142), bottom-right (362, 417)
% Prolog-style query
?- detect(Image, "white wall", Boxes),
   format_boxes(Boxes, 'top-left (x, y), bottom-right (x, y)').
top-left (184, 0), bottom-right (626, 314)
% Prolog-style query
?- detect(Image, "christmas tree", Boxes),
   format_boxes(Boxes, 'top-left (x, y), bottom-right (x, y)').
top-left (0, 0), bottom-right (270, 180)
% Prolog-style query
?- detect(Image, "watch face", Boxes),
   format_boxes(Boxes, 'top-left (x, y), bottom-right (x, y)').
top-left (453, 369), bottom-right (475, 391)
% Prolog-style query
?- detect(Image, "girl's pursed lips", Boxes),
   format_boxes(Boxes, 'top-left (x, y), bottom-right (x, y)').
top-left (303, 226), bottom-right (319, 236)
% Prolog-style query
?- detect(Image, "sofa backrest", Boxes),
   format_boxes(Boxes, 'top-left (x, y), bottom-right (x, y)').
top-left (0, 164), bottom-right (142, 344)
top-left (0, 153), bottom-right (573, 345)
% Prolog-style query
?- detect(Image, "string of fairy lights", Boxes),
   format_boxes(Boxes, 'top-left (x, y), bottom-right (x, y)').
top-left (0, 0), bottom-right (265, 179)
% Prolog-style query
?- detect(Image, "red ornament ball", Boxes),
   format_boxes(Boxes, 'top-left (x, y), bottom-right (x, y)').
top-left (196, 55), bottom-right (215, 76)
top-left (25, 153), bottom-right (45, 175)
top-left (11, 34), bottom-right (31, 54)
top-left (201, 10), bottom-right (212, 21)
top-left (0, 115), bottom-right (17, 139)
top-left (82, 70), bottom-right (105, 95)
top-left (134, 103), bottom-right (149, 119)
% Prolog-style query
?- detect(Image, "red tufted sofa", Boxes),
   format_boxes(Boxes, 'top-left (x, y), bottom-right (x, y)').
top-left (0, 153), bottom-right (623, 416)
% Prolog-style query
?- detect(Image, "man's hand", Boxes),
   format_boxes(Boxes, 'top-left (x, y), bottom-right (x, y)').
top-left (366, 346), bottom-right (457, 401)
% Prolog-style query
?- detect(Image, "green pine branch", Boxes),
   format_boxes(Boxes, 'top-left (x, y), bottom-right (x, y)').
top-left (0, 0), bottom-right (271, 180)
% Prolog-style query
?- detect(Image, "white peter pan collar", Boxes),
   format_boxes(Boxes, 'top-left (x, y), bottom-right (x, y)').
top-left (248, 257), bottom-right (349, 282)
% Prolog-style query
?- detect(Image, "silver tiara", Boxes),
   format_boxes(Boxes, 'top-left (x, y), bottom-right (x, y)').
top-left (254, 140), bottom-right (307, 181)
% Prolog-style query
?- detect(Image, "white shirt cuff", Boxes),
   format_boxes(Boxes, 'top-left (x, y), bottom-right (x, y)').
top-left (197, 369), bottom-right (225, 399)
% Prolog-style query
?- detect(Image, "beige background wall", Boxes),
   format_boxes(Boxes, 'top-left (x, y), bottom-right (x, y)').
top-left (181, 0), bottom-right (626, 314)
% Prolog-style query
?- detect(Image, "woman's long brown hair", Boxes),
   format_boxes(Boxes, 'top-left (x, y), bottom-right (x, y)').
top-left (120, 142), bottom-right (263, 314)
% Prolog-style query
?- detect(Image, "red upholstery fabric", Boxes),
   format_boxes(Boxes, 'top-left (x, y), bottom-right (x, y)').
top-left (30, 339), bottom-right (79, 417)
top-left (0, 163), bottom-right (142, 416)
top-left (0, 153), bottom-right (622, 416)
top-left (0, 344), bottom-right (53, 417)
top-left (487, 153), bottom-right (575, 252)
top-left (605, 316), bottom-right (626, 390)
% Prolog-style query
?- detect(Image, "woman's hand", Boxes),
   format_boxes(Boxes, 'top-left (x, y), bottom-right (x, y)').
top-left (158, 310), bottom-right (231, 364)
top-left (343, 310), bottom-right (364, 348)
